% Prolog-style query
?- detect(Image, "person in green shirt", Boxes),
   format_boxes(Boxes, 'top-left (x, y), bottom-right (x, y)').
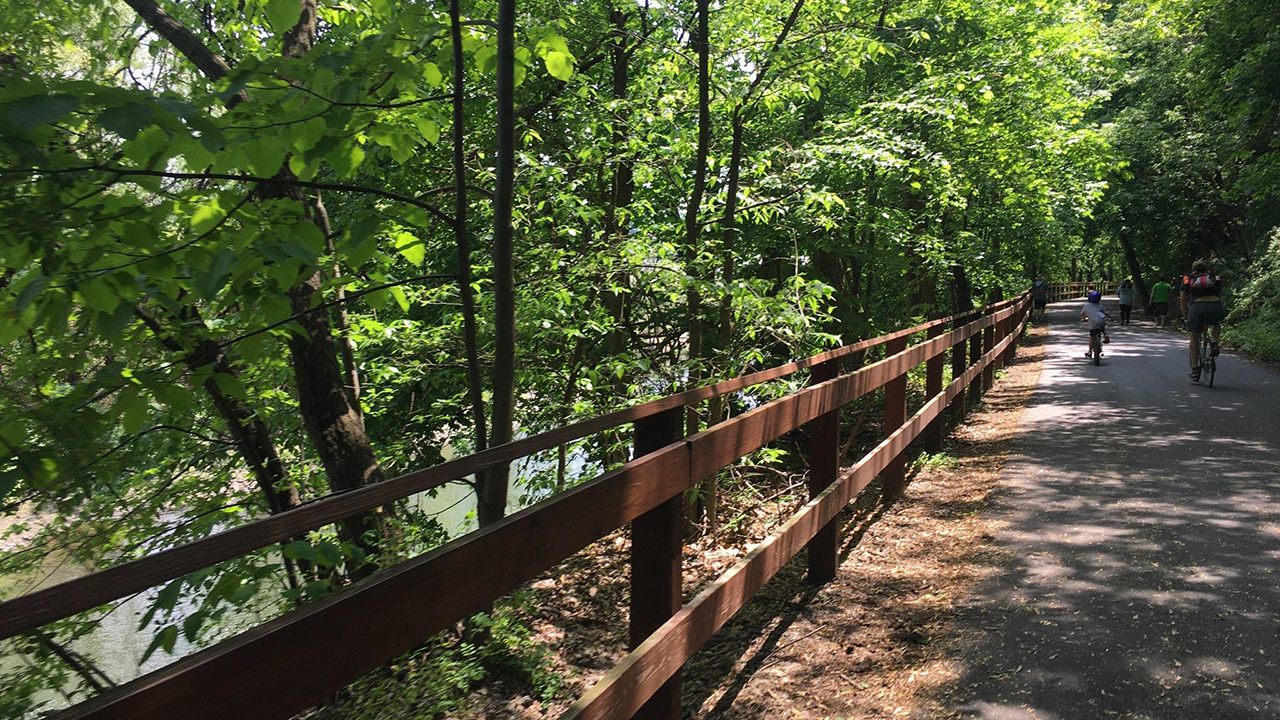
top-left (1149, 279), bottom-right (1173, 326)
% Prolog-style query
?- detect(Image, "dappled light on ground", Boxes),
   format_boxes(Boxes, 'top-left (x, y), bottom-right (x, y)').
top-left (947, 300), bottom-right (1280, 719)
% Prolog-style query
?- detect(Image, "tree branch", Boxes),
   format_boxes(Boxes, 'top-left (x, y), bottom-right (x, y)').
top-left (5, 165), bottom-right (457, 228)
top-left (122, 0), bottom-right (247, 104)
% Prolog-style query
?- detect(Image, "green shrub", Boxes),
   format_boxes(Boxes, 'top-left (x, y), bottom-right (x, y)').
top-left (1225, 230), bottom-right (1280, 362)
top-left (324, 597), bottom-right (564, 719)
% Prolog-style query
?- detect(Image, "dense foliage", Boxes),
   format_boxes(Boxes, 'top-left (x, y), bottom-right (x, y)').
top-left (0, 0), bottom-right (1273, 715)
top-left (1099, 0), bottom-right (1280, 353)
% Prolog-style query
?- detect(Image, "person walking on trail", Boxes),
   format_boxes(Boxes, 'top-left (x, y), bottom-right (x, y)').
top-left (1032, 279), bottom-right (1049, 317)
top-left (1149, 277), bottom-right (1173, 326)
top-left (1116, 279), bottom-right (1135, 325)
top-left (1181, 260), bottom-right (1225, 381)
top-left (1080, 290), bottom-right (1111, 357)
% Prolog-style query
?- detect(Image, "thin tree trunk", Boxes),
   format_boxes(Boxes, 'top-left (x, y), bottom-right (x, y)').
top-left (951, 263), bottom-right (973, 314)
top-left (451, 0), bottom-right (488, 456)
top-left (477, 0), bottom-right (519, 527)
top-left (681, 0), bottom-right (712, 530)
top-left (133, 307), bottom-right (305, 590)
top-left (1118, 232), bottom-right (1151, 306)
top-left (601, 4), bottom-right (635, 468)
top-left (319, 200), bottom-right (361, 419)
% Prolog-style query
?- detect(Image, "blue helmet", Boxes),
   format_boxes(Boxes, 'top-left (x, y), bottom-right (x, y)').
top-left (1087, 291), bottom-right (1102, 303)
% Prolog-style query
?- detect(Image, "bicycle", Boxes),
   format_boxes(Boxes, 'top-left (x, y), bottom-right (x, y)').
top-left (1193, 325), bottom-right (1219, 387)
top-left (1088, 328), bottom-right (1104, 365)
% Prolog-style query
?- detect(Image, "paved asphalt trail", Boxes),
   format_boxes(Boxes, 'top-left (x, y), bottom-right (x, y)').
top-left (946, 297), bottom-right (1280, 720)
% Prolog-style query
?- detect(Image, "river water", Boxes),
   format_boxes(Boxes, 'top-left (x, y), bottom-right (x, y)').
top-left (0, 444), bottom-right (581, 716)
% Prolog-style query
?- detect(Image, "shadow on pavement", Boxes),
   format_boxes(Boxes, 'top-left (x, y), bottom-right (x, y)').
top-left (946, 299), bottom-right (1280, 720)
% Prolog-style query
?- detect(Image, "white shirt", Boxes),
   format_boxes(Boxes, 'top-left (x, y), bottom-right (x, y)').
top-left (1081, 302), bottom-right (1108, 329)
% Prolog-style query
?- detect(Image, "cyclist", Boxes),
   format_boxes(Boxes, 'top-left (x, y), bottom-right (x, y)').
top-left (1080, 290), bottom-right (1111, 358)
top-left (1181, 260), bottom-right (1225, 381)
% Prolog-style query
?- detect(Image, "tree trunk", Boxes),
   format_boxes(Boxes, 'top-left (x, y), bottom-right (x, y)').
top-left (478, 0), bottom-right (519, 527)
top-left (451, 0), bottom-right (488, 457)
top-left (951, 263), bottom-right (973, 313)
top-left (128, 0), bottom-right (389, 565)
top-left (681, 0), bottom-right (712, 530)
top-left (133, 308), bottom-right (306, 589)
top-left (1118, 232), bottom-right (1151, 306)
top-left (319, 200), bottom-right (362, 419)
top-left (601, 5), bottom-right (636, 469)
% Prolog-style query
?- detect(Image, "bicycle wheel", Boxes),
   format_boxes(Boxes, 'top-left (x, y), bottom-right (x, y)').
top-left (1093, 336), bottom-right (1101, 366)
top-left (1204, 337), bottom-right (1216, 388)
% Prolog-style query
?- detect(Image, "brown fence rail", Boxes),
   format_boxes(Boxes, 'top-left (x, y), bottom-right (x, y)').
top-left (1048, 281), bottom-right (1097, 302)
top-left (6, 291), bottom-right (1033, 720)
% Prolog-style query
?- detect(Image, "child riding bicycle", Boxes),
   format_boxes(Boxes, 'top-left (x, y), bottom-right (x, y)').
top-left (1080, 290), bottom-right (1112, 357)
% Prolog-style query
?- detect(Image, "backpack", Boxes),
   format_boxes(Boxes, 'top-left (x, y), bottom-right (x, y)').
top-left (1186, 272), bottom-right (1217, 290)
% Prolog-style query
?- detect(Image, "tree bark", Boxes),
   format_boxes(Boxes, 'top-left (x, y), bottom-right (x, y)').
top-left (477, 0), bottom-right (519, 527)
top-left (683, 0), bottom-right (711, 411)
top-left (319, 200), bottom-right (362, 418)
top-left (128, 0), bottom-right (389, 562)
top-left (451, 0), bottom-right (488, 457)
top-left (1118, 232), bottom-right (1150, 306)
top-left (680, 0), bottom-right (712, 530)
top-left (601, 4), bottom-right (636, 469)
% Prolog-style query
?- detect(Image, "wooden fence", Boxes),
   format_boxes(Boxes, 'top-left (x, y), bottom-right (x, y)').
top-left (1047, 281), bottom-right (1095, 302)
top-left (2, 292), bottom-right (1034, 720)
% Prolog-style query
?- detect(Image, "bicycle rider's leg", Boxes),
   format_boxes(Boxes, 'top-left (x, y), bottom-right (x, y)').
top-left (1190, 330), bottom-right (1201, 370)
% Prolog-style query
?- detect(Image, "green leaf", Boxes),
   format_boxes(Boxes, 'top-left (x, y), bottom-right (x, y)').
top-left (212, 372), bottom-right (248, 400)
top-left (138, 578), bottom-right (183, 631)
top-left (246, 137), bottom-right (287, 177)
top-left (182, 138), bottom-right (215, 171)
top-left (315, 541), bottom-right (343, 567)
top-left (141, 625), bottom-right (179, 665)
top-left (423, 63), bottom-right (443, 87)
top-left (121, 126), bottom-right (171, 166)
top-left (239, 332), bottom-right (266, 361)
top-left (207, 573), bottom-right (243, 603)
top-left (389, 285), bottom-right (410, 312)
top-left (97, 101), bottom-right (155, 140)
top-left (283, 540), bottom-right (318, 562)
top-left (394, 231), bottom-right (425, 265)
top-left (194, 248), bottom-right (236, 299)
top-left (191, 199), bottom-right (226, 234)
top-left (266, 0), bottom-right (300, 35)
top-left (474, 45), bottom-right (498, 74)
top-left (412, 117), bottom-right (440, 144)
top-left (78, 278), bottom-right (120, 313)
top-left (329, 142), bottom-right (366, 178)
top-left (544, 51), bottom-right (574, 81)
top-left (182, 612), bottom-right (206, 642)
top-left (116, 389), bottom-right (149, 435)
top-left (229, 581), bottom-right (259, 604)
top-left (0, 421), bottom-right (25, 448)
top-left (4, 94), bottom-right (79, 130)
top-left (292, 116), bottom-right (327, 153)
top-left (157, 385), bottom-right (193, 415)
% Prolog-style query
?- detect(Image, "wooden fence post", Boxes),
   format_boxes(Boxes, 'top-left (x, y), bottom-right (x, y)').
top-left (881, 336), bottom-right (909, 500)
top-left (981, 316), bottom-right (996, 393)
top-left (991, 314), bottom-right (1005, 374)
top-left (630, 406), bottom-right (684, 720)
top-left (806, 358), bottom-right (840, 583)
top-left (951, 312), bottom-right (972, 423)
top-left (924, 322), bottom-right (945, 453)
top-left (1004, 301), bottom-right (1024, 365)
top-left (967, 315), bottom-right (983, 407)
